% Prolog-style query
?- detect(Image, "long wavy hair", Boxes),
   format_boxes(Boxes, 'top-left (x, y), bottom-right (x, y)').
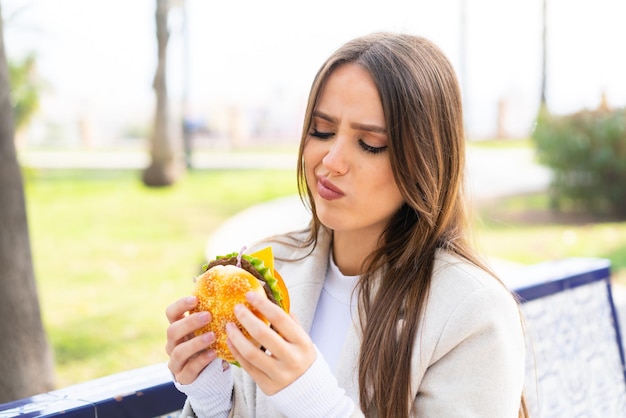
top-left (296, 33), bottom-right (527, 418)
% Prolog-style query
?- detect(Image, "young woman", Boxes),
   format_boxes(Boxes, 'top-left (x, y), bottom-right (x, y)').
top-left (166, 32), bottom-right (527, 418)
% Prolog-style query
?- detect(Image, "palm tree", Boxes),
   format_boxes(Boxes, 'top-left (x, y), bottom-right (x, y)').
top-left (142, 0), bottom-right (184, 186)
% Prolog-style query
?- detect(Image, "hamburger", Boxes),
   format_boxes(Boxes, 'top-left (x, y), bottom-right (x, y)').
top-left (191, 246), bottom-right (290, 365)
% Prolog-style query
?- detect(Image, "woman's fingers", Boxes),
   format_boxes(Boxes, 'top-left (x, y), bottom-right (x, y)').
top-left (166, 296), bottom-right (197, 324)
top-left (226, 321), bottom-right (265, 365)
top-left (169, 334), bottom-right (218, 385)
top-left (169, 331), bottom-right (216, 371)
top-left (165, 295), bottom-right (219, 384)
top-left (244, 292), bottom-right (309, 348)
top-left (165, 295), bottom-right (209, 356)
top-left (226, 292), bottom-right (317, 395)
top-left (165, 310), bottom-right (211, 355)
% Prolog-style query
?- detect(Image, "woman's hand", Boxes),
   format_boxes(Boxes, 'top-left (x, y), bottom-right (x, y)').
top-left (165, 296), bottom-right (218, 385)
top-left (226, 291), bottom-right (317, 396)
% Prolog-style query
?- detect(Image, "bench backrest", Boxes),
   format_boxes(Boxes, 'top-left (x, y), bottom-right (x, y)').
top-left (506, 258), bottom-right (626, 416)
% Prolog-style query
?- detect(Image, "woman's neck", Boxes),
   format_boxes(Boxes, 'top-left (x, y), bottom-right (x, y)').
top-left (332, 229), bottom-right (381, 276)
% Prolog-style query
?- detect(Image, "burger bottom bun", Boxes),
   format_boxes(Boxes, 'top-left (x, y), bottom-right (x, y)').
top-left (191, 264), bottom-right (269, 364)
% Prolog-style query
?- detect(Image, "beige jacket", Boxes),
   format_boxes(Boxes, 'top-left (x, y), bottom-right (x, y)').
top-left (182, 228), bottom-right (525, 417)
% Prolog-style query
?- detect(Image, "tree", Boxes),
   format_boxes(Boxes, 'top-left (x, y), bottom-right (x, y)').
top-left (540, 0), bottom-right (548, 109)
top-left (533, 106), bottom-right (626, 217)
top-left (142, 0), bottom-right (184, 187)
top-left (9, 53), bottom-right (40, 132)
top-left (0, 4), bottom-right (55, 402)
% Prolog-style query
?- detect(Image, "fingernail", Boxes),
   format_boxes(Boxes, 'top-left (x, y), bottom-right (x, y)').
top-left (206, 349), bottom-right (217, 360)
top-left (245, 292), bottom-right (257, 302)
top-left (186, 296), bottom-right (197, 305)
top-left (202, 332), bottom-right (215, 343)
top-left (198, 312), bottom-right (210, 323)
top-left (225, 322), bottom-right (237, 333)
top-left (234, 304), bottom-right (244, 315)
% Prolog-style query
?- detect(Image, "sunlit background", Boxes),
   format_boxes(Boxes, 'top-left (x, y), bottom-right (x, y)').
top-left (3, 0), bottom-right (626, 395)
top-left (4, 0), bottom-right (626, 149)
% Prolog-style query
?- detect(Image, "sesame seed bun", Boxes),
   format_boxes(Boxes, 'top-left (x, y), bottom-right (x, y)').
top-left (191, 264), bottom-right (268, 364)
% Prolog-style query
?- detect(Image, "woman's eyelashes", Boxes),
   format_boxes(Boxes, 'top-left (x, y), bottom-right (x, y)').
top-left (310, 128), bottom-right (334, 140)
top-left (358, 139), bottom-right (387, 154)
top-left (310, 127), bottom-right (388, 154)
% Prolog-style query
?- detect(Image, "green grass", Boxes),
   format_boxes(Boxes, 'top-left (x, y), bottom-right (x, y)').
top-left (474, 192), bottom-right (626, 283)
top-left (468, 137), bottom-right (534, 149)
top-left (22, 165), bottom-right (626, 389)
top-left (24, 168), bottom-right (297, 388)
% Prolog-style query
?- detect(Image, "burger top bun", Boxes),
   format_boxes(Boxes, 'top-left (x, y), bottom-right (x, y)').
top-left (191, 264), bottom-right (269, 364)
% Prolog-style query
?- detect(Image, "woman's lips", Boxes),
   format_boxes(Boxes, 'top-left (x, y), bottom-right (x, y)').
top-left (317, 176), bottom-right (345, 200)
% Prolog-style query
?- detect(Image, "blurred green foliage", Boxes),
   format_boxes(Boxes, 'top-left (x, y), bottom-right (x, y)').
top-left (9, 52), bottom-right (40, 131)
top-left (532, 106), bottom-right (626, 217)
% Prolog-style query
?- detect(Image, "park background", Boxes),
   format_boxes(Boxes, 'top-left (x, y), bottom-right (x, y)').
top-left (3, 0), bottom-right (626, 392)
top-left (6, 0), bottom-right (626, 146)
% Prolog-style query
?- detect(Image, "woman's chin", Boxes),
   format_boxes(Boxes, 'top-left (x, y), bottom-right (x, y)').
top-left (315, 207), bottom-right (345, 232)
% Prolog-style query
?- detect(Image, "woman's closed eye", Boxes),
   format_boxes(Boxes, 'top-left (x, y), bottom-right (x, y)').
top-left (310, 127), bottom-right (387, 154)
top-left (310, 129), bottom-right (334, 140)
top-left (359, 139), bottom-right (387, 154)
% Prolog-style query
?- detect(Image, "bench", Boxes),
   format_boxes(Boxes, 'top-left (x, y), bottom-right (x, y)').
top-left (505, 257), bottom-right (626, 416)
top-left (0, 362), bottom-right (184, 418)
top-left (1, 257), bottom-right (624, 417)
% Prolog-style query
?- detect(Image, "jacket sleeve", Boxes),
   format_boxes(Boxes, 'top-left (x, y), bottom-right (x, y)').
top-left (179, 399), bottom-right (197, 418)
top-left (175, 358), bottom-right (233, 418)
top-left (414, 285), bottom-right (525, 417)
top-left (268, 346), bottom-right (362, 417)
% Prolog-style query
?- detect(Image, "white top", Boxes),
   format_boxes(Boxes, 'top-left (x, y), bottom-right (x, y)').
top-left (309, 253), bottom-right (359, 372)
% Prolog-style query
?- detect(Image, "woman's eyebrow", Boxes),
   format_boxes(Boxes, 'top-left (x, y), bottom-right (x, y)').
top-left (350, 122), bottom-right (387, 134)
top-left (313, 110), bottom-right (387, 134)
top-left (312, 110), bottom-right (337, 124)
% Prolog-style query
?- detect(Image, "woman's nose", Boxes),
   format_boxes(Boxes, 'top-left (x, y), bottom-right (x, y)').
top-left (322, 137), bottom-right (349, 175)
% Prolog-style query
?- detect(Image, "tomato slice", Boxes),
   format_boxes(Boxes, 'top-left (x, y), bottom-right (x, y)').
top-left (273, 270), bottom-right (290, 313)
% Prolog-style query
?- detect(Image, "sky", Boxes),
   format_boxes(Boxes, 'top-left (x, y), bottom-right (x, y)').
top-left (4, 0), bottom-right (626, 144)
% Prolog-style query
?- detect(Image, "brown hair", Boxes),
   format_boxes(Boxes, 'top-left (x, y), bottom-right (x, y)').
top-left (296, 32), bottom-right (527, 418)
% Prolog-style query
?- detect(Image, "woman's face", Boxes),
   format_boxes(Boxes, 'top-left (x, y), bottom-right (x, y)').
top-left (303, 63), bottom-right (405, 238)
